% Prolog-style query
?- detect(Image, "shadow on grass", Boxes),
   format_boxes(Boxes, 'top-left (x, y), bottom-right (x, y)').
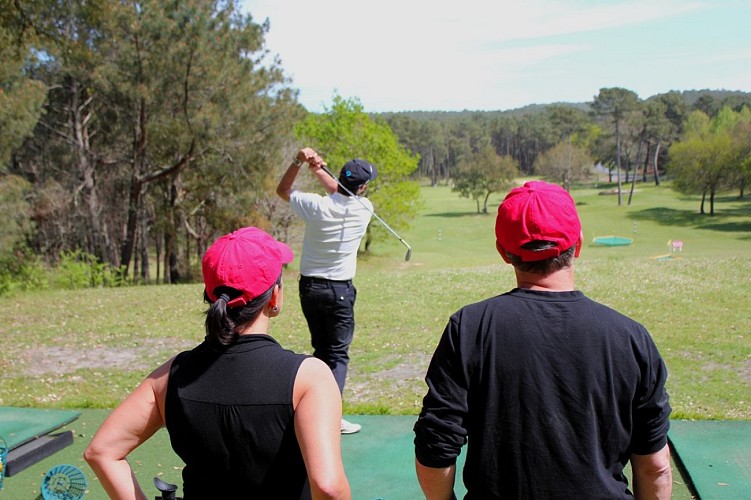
top-left (629, 203), bottom-right (751, 234)
top-left (629, 208), bottom-right (706, 227)
top-left (702, 221), bottom-right (751, 232)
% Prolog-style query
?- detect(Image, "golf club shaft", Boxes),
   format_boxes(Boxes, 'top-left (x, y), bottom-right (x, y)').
top-left (320, 165), bottom-right (413, 258)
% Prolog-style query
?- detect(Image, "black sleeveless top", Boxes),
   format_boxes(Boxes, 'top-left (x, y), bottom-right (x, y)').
top-left (165, 334), bottom-right (310, 498)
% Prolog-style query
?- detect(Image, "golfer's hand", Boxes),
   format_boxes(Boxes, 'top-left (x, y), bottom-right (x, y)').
top-left (309, 159), bottom-right (326, 172)
top-left (296, 147), bottom-right (318, 165)
top-left (306, 153), bottom-right (326, 171)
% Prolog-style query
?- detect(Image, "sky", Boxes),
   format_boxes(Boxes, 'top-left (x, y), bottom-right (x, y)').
top-left (240, 0), bottom-right (751, 113)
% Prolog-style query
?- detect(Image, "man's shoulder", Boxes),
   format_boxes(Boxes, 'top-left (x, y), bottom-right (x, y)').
top-left (334, 192), bottom-right (372, 207)
top-left (451, 293), bottom-right (509, 318)
top-left (290, 190), bottom-right (325, 203)
top-left (453, 289), bottom-right (610, 319)
top-left (578, 294), bottom-right (642, 324)
top-left (289, 190), bottom-right (328, 214)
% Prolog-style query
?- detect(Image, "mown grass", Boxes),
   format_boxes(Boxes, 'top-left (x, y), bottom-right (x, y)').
top-left (0, 180), bottom-right (749, 421)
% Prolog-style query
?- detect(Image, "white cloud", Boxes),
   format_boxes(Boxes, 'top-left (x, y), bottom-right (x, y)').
top-left (242, 0), bottom-right (747, 111)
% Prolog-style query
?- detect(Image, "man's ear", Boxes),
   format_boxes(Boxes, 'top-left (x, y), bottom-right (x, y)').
top-left (268, 284), bottom-right (281, 309)
top-left (574, 230), bottom-right (583, 258)
top-left (496, 240), bottom-right (511, 263)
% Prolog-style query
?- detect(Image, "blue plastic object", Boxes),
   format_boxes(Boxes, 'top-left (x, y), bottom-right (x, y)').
top-left (41, 464), bottom-right (87, 500)
top-left (592, 236), bottom-right (633, 246)
top-left (0, 436), bottom-right (7, 491)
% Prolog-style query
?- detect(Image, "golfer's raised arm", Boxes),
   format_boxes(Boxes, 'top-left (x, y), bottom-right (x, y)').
top-left (309, 160), bottom-right (338, 194)
top-left (276, 155), bottom-right (303, 202)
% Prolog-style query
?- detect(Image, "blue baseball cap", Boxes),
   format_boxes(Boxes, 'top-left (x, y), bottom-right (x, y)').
top-left (339, 159), bottom-right (378, 192)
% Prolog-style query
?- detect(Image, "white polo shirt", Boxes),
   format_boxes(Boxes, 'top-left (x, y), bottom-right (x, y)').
top-left (289, 191), bottom-right (373, 280)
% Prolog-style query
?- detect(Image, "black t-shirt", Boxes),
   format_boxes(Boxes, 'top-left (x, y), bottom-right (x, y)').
top-left (414, 288), bottom-right (671, 499)
top-left (166, 334), bottom-right (309, 498)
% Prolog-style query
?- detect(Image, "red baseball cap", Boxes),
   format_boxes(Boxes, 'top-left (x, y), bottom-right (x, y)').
top-left (202, 227), bottom-right (293, 308)
top-left (495, 181), bottom-right (582, 262)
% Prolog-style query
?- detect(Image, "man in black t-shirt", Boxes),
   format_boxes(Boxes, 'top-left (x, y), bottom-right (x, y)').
top-left (414, 181), bottom-right (672, 499)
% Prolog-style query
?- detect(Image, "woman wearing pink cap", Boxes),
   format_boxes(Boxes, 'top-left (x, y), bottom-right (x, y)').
top-left (85, 227), bottom-right (350, 499)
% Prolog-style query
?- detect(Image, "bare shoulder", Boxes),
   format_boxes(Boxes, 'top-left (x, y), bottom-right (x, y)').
top-left (298, 356), bottom-right (332, 378)
top-left (294, 357), bottom-right (339, 407)
top-left (150, 356), bottom-right (176, 379)
top-left (143, 356), bottom-right (177, 395)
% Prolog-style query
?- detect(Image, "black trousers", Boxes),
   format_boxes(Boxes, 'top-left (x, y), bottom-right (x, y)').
top-left (298, 276), bottom-right (357, 393)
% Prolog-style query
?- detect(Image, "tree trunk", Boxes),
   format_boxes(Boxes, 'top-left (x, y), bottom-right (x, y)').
top-left (120, 98), bottom-right (148, 279)
top-left (562, 173), bottom-right (570, 193)
top-left (68, 78), bottom-right (109, 264)
top-left (653, 142), bottom-right (662, 186)
top-left (163, 180), bottom-right (178, 284)
top-left (363, 225), bottom-right (373, 253)
top-left (120, 97), bottom-right (195, 278)
top-left (139, 201), bottom-right (151, 283)
top-left (429, 148), bottom-right (438, 187)
top-left (180, 207), bottom-right (192, 282)
top-left (133, 226), bottom-right (140, 284)
top-left (155, 226), bottom-right (162, 285)
top-left (628, 140), bottom-right (643, 205)
top-left (615, 120), bottom-right (622, 206)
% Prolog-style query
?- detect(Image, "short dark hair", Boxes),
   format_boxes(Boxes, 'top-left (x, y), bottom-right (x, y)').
top-left (505, 241), bottom-right (575, 274)
top-left (337, 183), bottom-right (367, 197)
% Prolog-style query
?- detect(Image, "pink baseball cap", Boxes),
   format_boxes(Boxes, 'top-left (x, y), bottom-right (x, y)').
top-left (202, 227), bottom-right (293, 308)
top-left (495, 181), bottom-right (582, 262)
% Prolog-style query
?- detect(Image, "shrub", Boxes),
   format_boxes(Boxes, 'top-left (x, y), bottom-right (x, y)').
top-left (52, 249), bottom-right (120, 289)
top-left (0, 245), bottom-right (49, 297)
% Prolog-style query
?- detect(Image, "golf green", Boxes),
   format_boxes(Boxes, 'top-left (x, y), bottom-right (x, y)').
top-left (0, 411), bottom-right (720, 499)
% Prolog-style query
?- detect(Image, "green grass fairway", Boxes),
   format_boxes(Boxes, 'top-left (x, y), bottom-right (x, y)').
top-left (0, 180), bottom-right (748, 497)
top-left (0, 411), bottom-right (699, 499)
top-left (1, 181), bottom-right (749, 420)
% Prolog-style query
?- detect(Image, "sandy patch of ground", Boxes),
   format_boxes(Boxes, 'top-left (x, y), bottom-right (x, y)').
top-left (20, 339), bottom-right (195, 376)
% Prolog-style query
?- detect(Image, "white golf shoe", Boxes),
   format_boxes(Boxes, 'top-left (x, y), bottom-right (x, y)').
top-left (340, 418), bottom-right (361, 434)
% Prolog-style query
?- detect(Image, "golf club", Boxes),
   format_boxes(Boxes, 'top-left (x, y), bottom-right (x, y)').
top-left (320, 165), bottom-right (413, 262)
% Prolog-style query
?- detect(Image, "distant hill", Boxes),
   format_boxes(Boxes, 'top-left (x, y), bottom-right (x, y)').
top-left (658, 89), bottom-right (751, 106)
top-left (374, 89), bottom-right (751, 119)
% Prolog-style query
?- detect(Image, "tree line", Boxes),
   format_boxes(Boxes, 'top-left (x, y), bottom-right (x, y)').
top-left (1, 0), bottom-right (422, 293)
top-left (2, 0), bottom-right (303, 289)
top-left (380, 88), bottom-right (751, 210)
top-left (2, 0), bottom-right (750, 294)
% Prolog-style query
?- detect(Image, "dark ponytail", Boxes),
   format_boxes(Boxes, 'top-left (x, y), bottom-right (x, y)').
top-left (204, 276), bottom-right (281, 346)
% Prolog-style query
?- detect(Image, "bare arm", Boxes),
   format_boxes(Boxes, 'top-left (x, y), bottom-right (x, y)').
top-left (311, 161), bottom-right (338, 194)
top-left (276, 148), bottom-right (336, 201)
top-left (293, 357), bottom-right (351, 499)
top-left (631, 443), bottom-right (672, 500)
top-left (83, 358), bottom-right (173, 499)
top-left (415, 459), bottom-right (456, 500)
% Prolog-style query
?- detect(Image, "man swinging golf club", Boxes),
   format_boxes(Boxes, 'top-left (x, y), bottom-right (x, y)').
top-left (277, 147), bottom-right (377, 435)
